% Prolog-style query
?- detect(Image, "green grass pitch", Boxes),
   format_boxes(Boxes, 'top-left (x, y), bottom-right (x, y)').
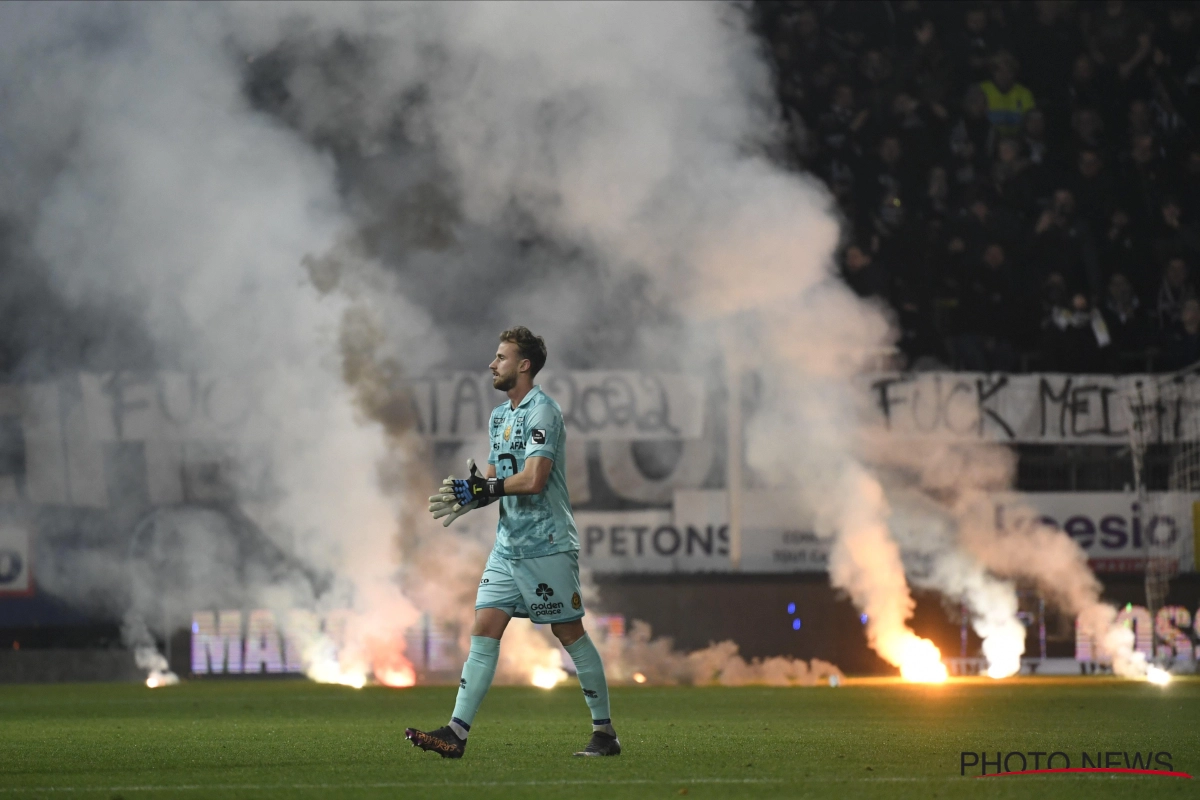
top-left (1, 678), bottom-right (1197, 799)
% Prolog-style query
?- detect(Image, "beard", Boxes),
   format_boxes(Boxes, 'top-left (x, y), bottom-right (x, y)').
top-left (492, 372), bottom-right (516, 391)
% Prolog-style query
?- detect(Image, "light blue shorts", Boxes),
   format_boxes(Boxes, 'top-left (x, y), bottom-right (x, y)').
top-left (475, 549), bottom-right (584, 624)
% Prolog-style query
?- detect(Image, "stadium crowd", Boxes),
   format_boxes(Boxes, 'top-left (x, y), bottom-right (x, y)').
top-left (758, 1), bottom-right (1200, 373)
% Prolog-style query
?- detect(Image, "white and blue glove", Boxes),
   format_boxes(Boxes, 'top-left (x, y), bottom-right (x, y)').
top-left (428, 459), bottom-right (505, 528)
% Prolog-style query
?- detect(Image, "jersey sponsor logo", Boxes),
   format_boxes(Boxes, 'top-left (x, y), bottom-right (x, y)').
top-left (531, 429), bottom-right (546, 445)
top-left (530, 600), bottom-right (564, 616)
top-left (531, 583), bottom-right (563, 616)
top-left (571, 592), bottom-right (582, 610)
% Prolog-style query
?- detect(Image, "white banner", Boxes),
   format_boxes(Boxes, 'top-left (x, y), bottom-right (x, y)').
top-left (579, 491), bottom-right (1198, 575)
top-left (579, 490), bottom-right (836, 575)
top-left (994, 492), bottom-right (1198, 574)
top-left (865, 372), bottom-right (1198, 444)
top-left (409, 371), bottom-right (705, 441)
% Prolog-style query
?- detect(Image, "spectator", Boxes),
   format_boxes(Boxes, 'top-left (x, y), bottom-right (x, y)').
top-left (1161, 298), bottom-right (1200, 370)
top-left (842, 243), bottom-right (890, 300)
top-left (991, 138), bottom-right (1038, 216)
top-left (858, 49), bottom-right (898, 123)
top-left (1070, 108), bottom-right (1107, 154)
top-left (1179, 149), bottom-right (1200, 219)
top-left (922, 164), bottom-right (953, 221)
top-left (1155, 256), bottom-right (1196, 334)
top-left (1069, 149), bottom-right (1119, 233)
top-left (1067, 55), bottom-right (1106, 115)
top-left (950, 191), bottom-right (1023, 262)
top-left (1126, 99), bottom-right (1156, 142)
top-left (951, 6), bottom-right (1007, 84)
top-left (1041, 292), bottom-right (1110, 373)
top-left (857, 134), bottom-right (918, 222)
top-left (890, 92), bottom-right (944, 172)
top-left (1152, 197), bottom-right (1200, 266)
top-left (1123, 134), bottom-right (1168, 229)
top-left (949, 85), bottom-right (994, 184)
top-left (1156, 4), bottom-right (1198, 80)
top-left (1100, 209), bottom-right (1144, 291)
top-left (781, 7), bottom-right (832, 75)
top-left (1017, 0), bottom-right (1085, 110)
top-left (814, 83), bottom-right (867, 201)
top-left (906, 18), bottom-right (953, 111)
top-left (1100, 271), bottom-right (1148, 355)
top-left (979, 51), bottom-right (1037, 139)
top-left (953, 243), bottom-right (1018, 371)
top-left (1032, 189), bottom-right (1102, 297)
top-left (1021, 109), bottom-right (1054, 169)
top-left (1087, 0), bottom-right (1152, 84)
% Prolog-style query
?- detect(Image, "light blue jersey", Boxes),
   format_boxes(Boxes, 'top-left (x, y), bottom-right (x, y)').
top-left (487, 386), bottom-right (579, 558)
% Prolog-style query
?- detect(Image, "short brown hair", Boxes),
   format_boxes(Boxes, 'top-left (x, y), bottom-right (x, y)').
top-left (499, 326), bottom-right (547, 377)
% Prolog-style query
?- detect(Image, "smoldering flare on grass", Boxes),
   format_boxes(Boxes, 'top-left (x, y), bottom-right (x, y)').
top-left (886, 494), bottom-right (1026, 679)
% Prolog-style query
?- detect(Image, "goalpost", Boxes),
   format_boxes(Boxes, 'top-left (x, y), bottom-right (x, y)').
top-left (1126, 367), bottom-right (1200, 665)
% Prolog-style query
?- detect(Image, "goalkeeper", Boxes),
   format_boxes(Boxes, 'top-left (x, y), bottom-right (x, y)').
top-left (405, 326), bottom-right (620, 759)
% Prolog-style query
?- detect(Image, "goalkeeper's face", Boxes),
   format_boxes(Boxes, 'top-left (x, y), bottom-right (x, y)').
top-left (490, 341), bottom-right (524, 391)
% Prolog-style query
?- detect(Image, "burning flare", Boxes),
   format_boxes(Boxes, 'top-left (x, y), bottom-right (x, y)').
top-left (135, 646), bottom-right (179, 688)
top-left (531, 664), bottom-right (567, 689)
top-left (1146, 666), bottom-right (1171, 686)
top-left (377, 664), bottom-right (417, 688)
top-left (145, 670), bottom-right (179, 688)
top-left (308, 659), bottom-right (367, 689)
top-left (896, 637), bottom-right (949, 684)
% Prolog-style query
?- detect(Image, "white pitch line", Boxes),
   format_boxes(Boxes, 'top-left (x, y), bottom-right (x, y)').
top-left (0, 778), bottom-right (783, 794)
top-left (0, 773), bottom-right (1166, 793)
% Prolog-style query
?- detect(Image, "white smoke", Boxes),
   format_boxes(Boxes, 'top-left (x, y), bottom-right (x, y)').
top-left (0, 2), bottom-right (424, 683)
top-left (0, 0), bottom-right (1148, 688)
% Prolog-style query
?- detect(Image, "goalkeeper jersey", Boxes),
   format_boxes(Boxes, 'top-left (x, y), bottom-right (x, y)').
top-left (487, 386), bottom-right (579, 558)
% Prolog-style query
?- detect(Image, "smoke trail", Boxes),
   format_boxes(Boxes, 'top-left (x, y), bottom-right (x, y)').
top-left (0, 2), bottom-right (423, 683)
top-left (872, 435), bottom-right (1157, 679)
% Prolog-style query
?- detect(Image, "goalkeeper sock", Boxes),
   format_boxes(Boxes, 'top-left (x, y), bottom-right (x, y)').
top-left (449, 635), bottom-right (501, 737)
top-left (564, 633), bottom-right (613, 733)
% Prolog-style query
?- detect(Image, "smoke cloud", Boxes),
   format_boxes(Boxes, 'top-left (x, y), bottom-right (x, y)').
top-left (0, 0), bottom-right (1147, 687)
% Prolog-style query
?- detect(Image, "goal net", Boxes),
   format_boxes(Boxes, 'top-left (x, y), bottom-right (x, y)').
top-left (1127, 368), bottom-right (1200, 662)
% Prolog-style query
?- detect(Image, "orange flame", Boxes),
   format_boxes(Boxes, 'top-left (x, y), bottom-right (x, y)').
top-left (377, 663), bottom-right (416, 688)
top-left (898, 638), bottom-right (948, 684)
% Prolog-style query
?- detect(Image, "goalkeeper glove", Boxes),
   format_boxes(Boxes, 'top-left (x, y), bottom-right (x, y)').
top-left (427, 459), bottom-right (505, 528)
top-left (428, 476), bottom-right (475, 528)
top-left (447, 458), bottom-right (505, 507)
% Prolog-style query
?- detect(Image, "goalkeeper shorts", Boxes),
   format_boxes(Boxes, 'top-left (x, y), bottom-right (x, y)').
top-left (475, 548), bottom-right (584, 624)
